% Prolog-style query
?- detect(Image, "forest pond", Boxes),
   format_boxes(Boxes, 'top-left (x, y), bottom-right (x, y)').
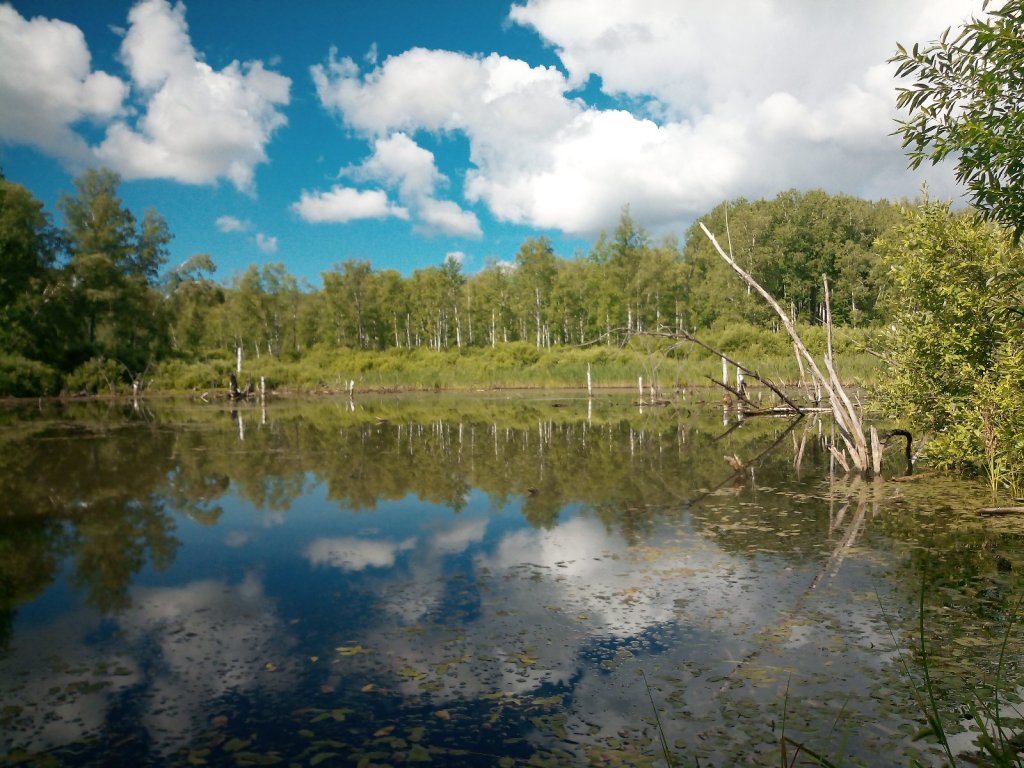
top-left (1, 392), bottom-right (1023, 767)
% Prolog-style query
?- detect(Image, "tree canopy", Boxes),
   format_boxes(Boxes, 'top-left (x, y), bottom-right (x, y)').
top-left (0, 168), bottom-right (908, 396)
top-left (892, 0), bottom-right (1024, 238)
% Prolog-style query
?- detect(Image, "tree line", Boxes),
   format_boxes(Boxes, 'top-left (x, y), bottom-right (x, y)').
top-left (0, 167), bottom-right (905, 396)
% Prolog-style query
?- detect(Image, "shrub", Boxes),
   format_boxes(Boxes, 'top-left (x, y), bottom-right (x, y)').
top-left (150, 359), bottom-right (230, 391)
top-left (0, 355), bottom-right (61, 397)
top-left (65, 357), bottom-right (126, 395)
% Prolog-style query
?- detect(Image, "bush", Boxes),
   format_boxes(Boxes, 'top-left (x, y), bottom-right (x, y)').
top-left (65, 357), bottom-right (126, 395)
top-left (0, 355), bottom-right (61, 397)
top-left (150, 358), bottom-right (230, 391)
top-left (876, 201), bottom-right (1024, 492)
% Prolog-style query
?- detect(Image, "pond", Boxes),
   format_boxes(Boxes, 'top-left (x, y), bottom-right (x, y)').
top-left (0, 392), bottom-right (1022, 767)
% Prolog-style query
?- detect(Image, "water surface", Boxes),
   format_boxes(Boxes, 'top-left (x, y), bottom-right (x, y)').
top-left (0, 393), bottom-right (1020, 766)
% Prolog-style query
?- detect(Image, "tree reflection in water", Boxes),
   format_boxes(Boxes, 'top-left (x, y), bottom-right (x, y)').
top-left (0, 394), bottom-right (1017, 766)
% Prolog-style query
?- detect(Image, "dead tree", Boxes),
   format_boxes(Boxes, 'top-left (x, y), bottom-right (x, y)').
top-left (699, 222), bottom-right (877, 475)
top-left (227, 371), bottom-right (253, 401)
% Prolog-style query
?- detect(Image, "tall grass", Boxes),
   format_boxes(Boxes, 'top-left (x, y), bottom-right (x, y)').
top-left (148, 324), bottom-right (886, 395)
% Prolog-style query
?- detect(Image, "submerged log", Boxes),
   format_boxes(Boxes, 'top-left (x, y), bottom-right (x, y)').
top-left (891, 470), bottom-right (939, 482)
top-left (978, 507), bottom-right (1024, 517)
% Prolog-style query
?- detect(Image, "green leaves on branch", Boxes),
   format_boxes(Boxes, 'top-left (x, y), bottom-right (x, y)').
top-left (892, 0), bottom-right (1024, 240)
top-left (876, 200), bottom-right (1024, 493)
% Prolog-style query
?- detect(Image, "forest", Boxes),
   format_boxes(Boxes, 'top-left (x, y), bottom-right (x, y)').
top-left (0, 168), bottom-right (901, 394)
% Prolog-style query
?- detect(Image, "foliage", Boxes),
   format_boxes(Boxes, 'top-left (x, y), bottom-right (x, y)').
top-left (875, 199), bottom-right (1024, 492)
top-left (57, 169), bottom-right (171, 373)
top-left (150, 357), bottom-right (232, 391)
top-left (892, 0), bottom-right (1024, 240)
top-left (0, 174), bottom-right (61, 362)
top-left (1, 168), bottom-right (901, 397)
top-left (682, 190), bottom-right (902, 328)
top-left (164, 253), bottom-right (224, 356)
top-left (0, 354), bottom-right (61, 397)
top-left (65, 356), bottom-right (129, 395)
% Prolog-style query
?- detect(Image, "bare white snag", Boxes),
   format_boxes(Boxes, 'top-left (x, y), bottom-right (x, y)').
top-left (699, 222), bottom-right (874, 474)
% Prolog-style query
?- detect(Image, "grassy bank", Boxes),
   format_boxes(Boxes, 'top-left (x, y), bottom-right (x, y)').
top-left (147, 324), bottom-right (885, 395)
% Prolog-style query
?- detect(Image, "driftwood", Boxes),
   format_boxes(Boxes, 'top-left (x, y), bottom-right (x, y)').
top-left (644, 328), bottom-right (804, 414)
top-left (891, 470), bottom-right (939, 483)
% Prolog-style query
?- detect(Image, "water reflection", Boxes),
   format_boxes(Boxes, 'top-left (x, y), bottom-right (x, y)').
top-left (0, 395), bottom-right (1018, 766)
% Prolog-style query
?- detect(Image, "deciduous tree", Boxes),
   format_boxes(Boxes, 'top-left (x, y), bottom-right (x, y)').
top-left (892, 0), bottom-right (1024, 239)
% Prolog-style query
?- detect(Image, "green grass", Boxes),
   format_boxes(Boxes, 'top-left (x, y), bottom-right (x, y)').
top-left (146, 325), bottom-right (886, 395)
top-left (0, 322), bottom-right (885, 397)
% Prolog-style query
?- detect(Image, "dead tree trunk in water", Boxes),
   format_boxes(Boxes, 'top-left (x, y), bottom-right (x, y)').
top-left (699, 222), bottom-right (875, 475)
top-left (228, 372), bottom-right (252, 401)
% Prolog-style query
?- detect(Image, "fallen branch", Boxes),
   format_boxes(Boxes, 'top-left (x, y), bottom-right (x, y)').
top-left (891, 471), bottom-right (939, 483)
top-left (978, 507), bottom-right (1024, 517)
top-left (645, 328), bottom-right (804, 414)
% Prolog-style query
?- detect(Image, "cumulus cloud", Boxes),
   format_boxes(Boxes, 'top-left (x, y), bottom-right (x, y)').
top-left (291, 185), bottom-right (409, 224)
top-left (93, 0), bottom-right (290, 192)
top-left (429, 516), bottom-right (485, 553)
top-left (0, 573), bottom-right (295, 757)
top-left (418, 197), bottom-right (482, 237)
top-left (216, 215), bottom-right (251, 233)
top-left (323, 131), bottom-right (482, 237)
top-left (312, 0), bottom-right (981, 237)
top-left (0, 1), bottom-right (289, 191)
top-left (0, 4), bottom-right (127, 162)
top-left (254, 232), bottom-right (278, 253)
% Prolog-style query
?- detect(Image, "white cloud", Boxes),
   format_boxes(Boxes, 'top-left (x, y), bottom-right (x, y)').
top-left (429, 517), bottom-right (486, 553)
top-left (0, 4), bottom-right (127, 162)
top-left (216, 215), bottom-right (251, 233)
top-left (417, 197), bottom-right (482, 237)
top-left (255, 232), bottom-right (278, 253)
top-left (0, 1), bottom-right (289, 191)
top-left (313, 0), bottom-right (983, 237)
top-left (0, 574), bottom-right (295, 757)
top-left (291, 185), bottom-right (409, 224)
top-left (92, 0), bottom-right (290, 192)
top-left (305, 536), bottom-right (416, 571)
top-left (337, 132), bottom-right (482, 237)
top-left (354, 132), bottom-right (443, 201)
top-left (445, 250), bottom-right (467, 266)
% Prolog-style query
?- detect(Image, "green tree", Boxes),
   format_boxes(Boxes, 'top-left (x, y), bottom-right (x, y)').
top-left (164, 253), bottom-right (223, 355)
top-left (58, 169), bottom-right (171, 376)
top-left (683, 191), bottom-right (899, 329)
top-left (229, 263), bottom-right (301, 359)
top-left (322, 259), bottom-right (373, 348)
top-left (0, 174), bottom-right (60, 360)
top-left (549, 257), bottom-right (594, 344)
top-left (371, 268), bottom-right (408, 348)
top-left (514, 237), bottom-right (558, 348)
top-left (876, 199), bottom-right (1024, 491)
top-left (892, 0), bottom-right (1024, 238)
top-left (467, 260), bottom-right (517, 347)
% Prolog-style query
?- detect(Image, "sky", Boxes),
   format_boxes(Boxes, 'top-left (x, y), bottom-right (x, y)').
top-left (0, 0), bottom-right (984, 286)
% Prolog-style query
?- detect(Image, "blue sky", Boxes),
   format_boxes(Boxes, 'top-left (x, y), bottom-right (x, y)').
top-left (0, 0), bottom-right (980, 286)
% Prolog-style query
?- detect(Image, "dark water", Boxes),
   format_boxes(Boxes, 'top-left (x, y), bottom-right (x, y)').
top-left (1, 393), bottom-right (1021, 767)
